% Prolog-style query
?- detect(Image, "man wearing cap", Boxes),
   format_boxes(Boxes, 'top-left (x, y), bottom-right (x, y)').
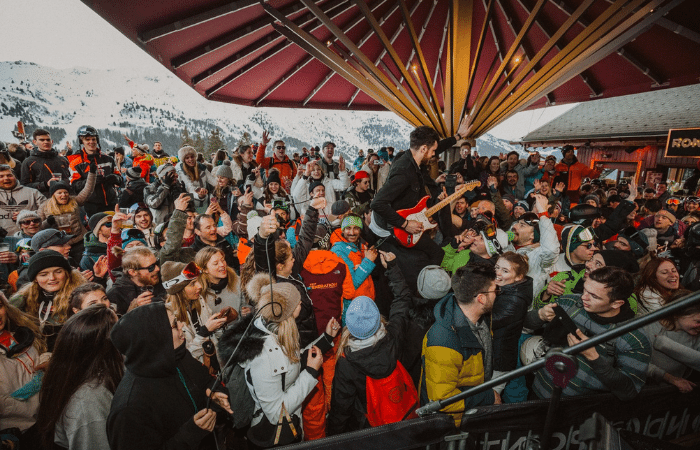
top-left (611, 231), bottom-right (649, 259)
top-left (507, 194), bottom-right (560, 297)
top-left (20, 128), bottom-right (70, 196)
top-left (107, 246), bottom-right (166, 314)
top-left (331, 215), bottom-right (378, 317)
top-left (421, 264), bottom-right (502, 426)
top-left (0, 164), bottom-right (47, 235)
top-left (637, 208), bottom-right (685, 248)
top-left (319, 141), bottom-right (341, 180)
top-left (344, 170), bottom-right (373, 216)
top-left (525, 267), bottom-right (650, 401)
top-left (80, 213), bottom-right (112, 272)
top-left (118, 166), bottom-right (148, 207)
top-left (144, 163), bottom-right (188, 225)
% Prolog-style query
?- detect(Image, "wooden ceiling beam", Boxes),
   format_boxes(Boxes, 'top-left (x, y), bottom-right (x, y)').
top-left (348, 0), bottom-right (444, 133)
top-left (254, 0), bottom-right (389, 106)
top-left (307, 0), bottom-right (405, 107)
top-left (657, 16), bottom-right (700, 45)
top-left (191, 0), bottom-right (350, 85)
top-left (139, 0), bottom-right (258, 44)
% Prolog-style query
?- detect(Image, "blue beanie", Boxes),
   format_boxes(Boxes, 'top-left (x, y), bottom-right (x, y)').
top-left (345, 296), bottom-right (380, 340)
top-left (121, 229), bottom-right (148, 248)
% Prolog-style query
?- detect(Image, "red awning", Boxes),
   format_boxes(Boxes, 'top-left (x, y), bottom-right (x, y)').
top-left (81, 0), bottom-right (700, 136)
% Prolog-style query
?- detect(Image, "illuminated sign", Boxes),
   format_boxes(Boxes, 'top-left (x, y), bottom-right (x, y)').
top-left (665, 127), bottom-right (700, 157)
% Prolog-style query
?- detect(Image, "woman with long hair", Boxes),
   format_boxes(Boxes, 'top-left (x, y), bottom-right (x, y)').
top-left (35, 304), bottom-right (123, 450)
top-left (211, 161), bottom-right (241, 218)
top-left (256, 169), bottom-right (294, 217)
top-left (492, 251), bottom-right (532, 403)
top-left (176, 146), bottom-right (216, 213)
top-left (255, 196), bottom-right (326, 347)
top-left (635, 257), bottom-right (680, 315)
top-left (195, 247), bottom-right (247, 316)
top-left (327, 252), bottom-right (418, 435)
top-left (9, 250), bottom-right (87, 350)
top-left (0, 291), bottom-right (47, 439)
top-left (218, 275), bottom-right (338, 447)
top-left (643, 289), bottom-right (700, 393)
top-left (479, 156), bottom-right (502, 193)
top-left (38, 168), bottom-right (96, 260)
top-left (162, 261), bottom-right (227, 363)
top-left (231, 144), bottom-right (256, 184)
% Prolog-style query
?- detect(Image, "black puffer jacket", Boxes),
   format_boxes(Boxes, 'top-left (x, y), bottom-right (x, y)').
top-left (254, 205), bottom-right (320, 347)
top-left (107, 302), bottom-right (225, 450)
top-left (20, 148), bottom-right (70, 195)
top-left (491, 276), bottom-right (533, 371)
top-left (105, 272), bottom-right (166, 315)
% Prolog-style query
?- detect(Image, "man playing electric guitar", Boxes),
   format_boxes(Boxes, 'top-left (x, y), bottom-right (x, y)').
top-left (371, 120), bottom-right (469, 288)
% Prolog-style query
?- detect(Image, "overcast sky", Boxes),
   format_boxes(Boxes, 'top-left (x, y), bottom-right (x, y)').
top-left (0, 0), bottom-right (573, 141)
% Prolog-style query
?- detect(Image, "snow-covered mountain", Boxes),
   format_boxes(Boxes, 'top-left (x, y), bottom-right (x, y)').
top-left (0, 60), bottom-right (521, 159)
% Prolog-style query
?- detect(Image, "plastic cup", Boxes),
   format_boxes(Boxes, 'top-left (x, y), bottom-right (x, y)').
top-left (120, 208), bottom-right (134, 229)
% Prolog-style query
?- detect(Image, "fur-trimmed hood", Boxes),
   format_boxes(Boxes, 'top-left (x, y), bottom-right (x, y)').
top-left (217, 313), bottom-right (267, 367)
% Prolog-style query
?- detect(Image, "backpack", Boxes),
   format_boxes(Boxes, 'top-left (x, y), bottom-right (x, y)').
top-left (221, 363), bottom-right (256, 429)
top-left (365, 361), bottom-right (418, 427)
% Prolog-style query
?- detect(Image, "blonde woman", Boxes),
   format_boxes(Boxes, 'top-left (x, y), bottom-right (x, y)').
top-left (38, 166), bottom-right (96, 258)
top-left (194, 247), bottom-right (248, 316)
top-left (162, 261), bottom-right (227, 363)
top-left (218, 274), bottom-right (339, 447)
top-left (9, 250), bottom-right (86, 350)
top-left (0, 291), bottom-right (48, 437)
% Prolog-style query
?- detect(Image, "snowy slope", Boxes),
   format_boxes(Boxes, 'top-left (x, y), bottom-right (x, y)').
top-left (0, 60), bottom-right (522, 159)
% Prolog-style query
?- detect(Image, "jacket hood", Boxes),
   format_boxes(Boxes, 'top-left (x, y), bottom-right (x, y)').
top-left (30, 148), bottom-right (59, 159)
top-left (302, 250), bottom-right (344, 274)
top-left (83, 232), bottom-right (107, 250)
top-left (110, 302), bottom-right (177, 377)
top-left (433, 293), bottom-right (481, 349)
top-left (344, 333), bottom-right (397, 379)
top-left (217, 313), bottom-right (267, 366)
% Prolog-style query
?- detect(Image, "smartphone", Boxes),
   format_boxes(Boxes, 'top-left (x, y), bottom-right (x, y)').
top-left (245, 185), bottom-right (252, 193)
top-left (210, 196), bottom-right (218, 204)
top-left (141, 285), bottom-right (154, 293)
top-left (445, 174), bottom-right (457, 195)
top-left (552, 305), bottom-right (579, 336)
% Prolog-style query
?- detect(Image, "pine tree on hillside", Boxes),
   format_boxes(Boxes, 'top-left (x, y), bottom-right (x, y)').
top-left (206, 128), bottom-right (226, 154)
top-left (193, 132), bottom-right (205, 153)
top-left (237, 131), bottom-right (252, 148)
top-left (180, 126), bottom-right (195, 148)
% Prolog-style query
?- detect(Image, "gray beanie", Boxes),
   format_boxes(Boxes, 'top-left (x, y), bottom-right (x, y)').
top-left (16, 210), bottom-right (41, 225)
top-left (213, 160), bottom-right (234, 180)
top-left (417, 265), bottom-right (452, 299)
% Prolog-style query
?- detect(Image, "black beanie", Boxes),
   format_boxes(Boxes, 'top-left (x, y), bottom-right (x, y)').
top-left (27, 250), bottom-right (72, 282)
top-left (88, 212), bottom-right (108, 231)
top-left (266, 170), bottom-right (281, 186)
top-left (308, 180), bottom-right (324, 195)
top-left (598, 250), bottom-right (639, 274)
top-left (49, 181), bottom-right (71, 197)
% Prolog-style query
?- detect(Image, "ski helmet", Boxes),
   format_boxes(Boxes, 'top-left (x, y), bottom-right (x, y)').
top-left (77, 125), bottom-right (101, 149)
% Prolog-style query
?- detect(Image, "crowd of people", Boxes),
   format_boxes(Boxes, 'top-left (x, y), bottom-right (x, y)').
top-left (1, 121), bottom-right (700, 449)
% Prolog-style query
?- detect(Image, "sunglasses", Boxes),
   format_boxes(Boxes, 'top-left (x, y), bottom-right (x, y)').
top-left (138, 262), bottom-right (159, 272)
top-left (162, 261), bottom-right (201, 290)
top-left (275, 145), bottom-right (286, 150)
top-left (20, 218), bottom-right (42, 226)
top-left (583, 242), bottom-right (597, 250)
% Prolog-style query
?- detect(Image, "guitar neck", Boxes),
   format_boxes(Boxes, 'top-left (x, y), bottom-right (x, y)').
top-left (425, 181), bottom-right (481, 218)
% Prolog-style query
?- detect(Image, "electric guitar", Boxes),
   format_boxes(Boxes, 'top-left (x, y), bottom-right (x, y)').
top-left (393, 180), bottom-right (481, 247)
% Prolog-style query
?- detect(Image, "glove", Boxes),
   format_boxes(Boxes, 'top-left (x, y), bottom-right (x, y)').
top-left (46, 215), bottom-right (57, 228)
top-left (89, 160), bottom-right (97, 174)
top-left (163, 171), bottom-right (175, 186)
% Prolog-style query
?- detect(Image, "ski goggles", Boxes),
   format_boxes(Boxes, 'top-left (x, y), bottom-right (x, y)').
top-left (666, 198), bottom-right (681, 206)
top-left (573, 226), bottom-right (597, 245)
top-left (162, 261), bottom-right (201, 290)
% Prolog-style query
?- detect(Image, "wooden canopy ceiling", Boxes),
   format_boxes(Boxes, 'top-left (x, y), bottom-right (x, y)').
top-left (81, 0), bottom-right (700, 138)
